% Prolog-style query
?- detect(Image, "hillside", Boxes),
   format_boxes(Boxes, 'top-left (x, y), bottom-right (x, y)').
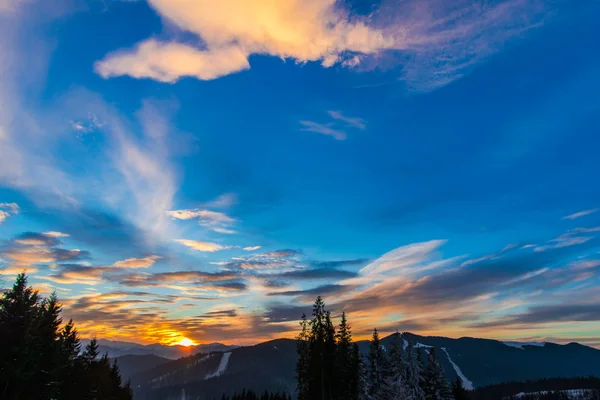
top-left (125, 333), bottom-right (600, 399)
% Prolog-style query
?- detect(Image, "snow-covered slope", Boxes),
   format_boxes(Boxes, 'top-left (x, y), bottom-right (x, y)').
top-left (205, 352), bottom-right (231, 379)
top-left (441, 347), bottom-right (474, 390)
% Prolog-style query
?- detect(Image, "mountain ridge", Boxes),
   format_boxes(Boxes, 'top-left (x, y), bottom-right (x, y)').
top-left (115, 332), bottom-right (600, 400)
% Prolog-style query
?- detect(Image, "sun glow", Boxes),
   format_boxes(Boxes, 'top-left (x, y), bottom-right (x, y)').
top-left (175, 337), bottom-right (196, 347)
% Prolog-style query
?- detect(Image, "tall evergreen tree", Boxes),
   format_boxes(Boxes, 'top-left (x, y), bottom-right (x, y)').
top-left (296, 313), bottom-right (310, 400)
top-left (368, 328), bottom-right (388, 397)
top-left (405, 344), bottom-right (426, 400)
top-left (0, 274), bottom-right (41, 399)
top-left (336, 312), bottom-right (353, 400)
top-left (452, 376), bottom-right (469, 400)
top-left (381, 332), bottom-right (408, 400)
top-left (422, 348), bottom-right (453, 400)
top-left (307, 296), bottom-right (337, 400)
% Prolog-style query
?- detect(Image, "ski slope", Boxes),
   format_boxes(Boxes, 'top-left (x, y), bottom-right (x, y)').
top-left (441, 347), bottom-right (474, 390)
top-left (205, 352), bottom-right (231, 379)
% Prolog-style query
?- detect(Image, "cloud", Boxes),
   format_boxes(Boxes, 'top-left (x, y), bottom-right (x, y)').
top-left (106, 270), bottom-right (239, 288)
top-left (166, 208), bottom-right (236, 234)
top-left (327, 111), bottom-right (366, 130)
top-left (311, 258), bottom-right (369, 268)
top-left (0, 202), bottom-right (19, 224)
top-left (95, 0), bottom-right (549, 89)
top-left (43, 264), bottom-right (110, 285)
top-left (113, 255), bottom-right (162, 268)
top-left (470, 303), bottom-right (600, 328)
top-left (562, 208), bottom-right (598, 220)
top-left (198, 309), bottom-right (238, 319)
top-left (243, 246), bottom-right (261, 251)
top-left (278, 267), bottom-right (358, 281)
top-left (0, 0), bottom-right (29, 14)
top-left (299, 120), bottom-right (347, 141)
top-left (43, 231), bottom-right (69, 238)
top-left (262, 249), bottom-right (300, 258)
top-left (96, 39), bottom-right (250, 83)
top-left (69, 113), bottom-right (105, 136)
top-left (359, 240), bottom-right (446, 277)
top-left (1, 232), bottom-right (90, 268)
top-left (267, 283), bottom-right (354, 302)
top-left (203, 193), bottom-right (238, 209)
top-left (174, 239), bottom-right (231, 252)
top-left (96, 0), bottom-right (396, 82)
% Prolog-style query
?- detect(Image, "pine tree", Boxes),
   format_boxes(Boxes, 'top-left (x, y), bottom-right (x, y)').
top-left (452, 376), bottom-right (469, 400)
top-left (422, 348), bottom-right (453, 400)
top-left (296, 313), bottom-right (310, 400)
top-left (0, 273), bottom-right (41, 399)
top-left (306, 296), bottom-right (337, 400)
top-left (405, 344), bottom-right (426, 400)
top-left (368, 328), bottom-right (388, 397)
top-left (335, 312), bottom-right (353, 400)
top-left (381, 331), bottom-right (408, 400)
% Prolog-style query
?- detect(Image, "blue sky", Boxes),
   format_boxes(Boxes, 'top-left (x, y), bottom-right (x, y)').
top-left (1, 0), bottom-right (599, 347)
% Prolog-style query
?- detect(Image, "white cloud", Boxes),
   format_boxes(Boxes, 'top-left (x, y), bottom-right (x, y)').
top-left (0, 202), bottom-right (19, 224)
top-left (43, 231), bottom-right (69, 237)
top-left (327, 111), bottom-right (366, 130)
top-left (562, 208), bottom-right (598, 220)
top-left (0, 0), bottom-right (29, 14)
top-left (299, 120), bottom-right (346, 141)
top-left (174, 239), bottom-right (231, 252)
top-left (166, 208), bottom-right (237, 234)
top-left (243, 246), bottom-right (261, 252)
top-left (359, 239), bottom-right (447, 277)
top-left (96, 39), bottom-right (250, 83)
top-left (95, 0), bottom-right (548, 89)
top-left (203, 193), bottom-right (237, 209)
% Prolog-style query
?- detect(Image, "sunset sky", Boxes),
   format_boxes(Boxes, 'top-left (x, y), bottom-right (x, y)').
top-left (1, 0), bottom-right (599, 348)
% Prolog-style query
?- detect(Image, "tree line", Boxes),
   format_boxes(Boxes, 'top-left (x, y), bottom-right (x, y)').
top-left (295, 296), bottom-right (469, 400)
top-left (470, 377), bottom-right (600, 400)
top-left (220, 389), bottom-right (292, 400)
top-left (0, 274), bottom-right (132, 400)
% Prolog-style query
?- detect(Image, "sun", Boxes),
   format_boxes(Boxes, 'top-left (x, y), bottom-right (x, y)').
top-left (174, 337), bottom-right (196, 347)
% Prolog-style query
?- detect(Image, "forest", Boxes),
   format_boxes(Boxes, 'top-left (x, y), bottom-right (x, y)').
top-left (0, 274), bottom-right (132, 400)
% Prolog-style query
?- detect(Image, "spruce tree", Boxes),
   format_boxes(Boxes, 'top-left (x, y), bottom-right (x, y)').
top-left (296, 313), bottom-right (310, 400)
top-left (405, 344), bottom-right (426, 400)
top-left (307, 296), bottom-right (336, 400)
top-left (422, 348), bottom-right (453, 400)
top-left (368, 328), bottom-right (388, 397)
top-left (452, 376), bottom-right (469, 400)
top-left (381, 331), bottom-right (408, 399)
top-left (335, 312), bottom-right (353, 400)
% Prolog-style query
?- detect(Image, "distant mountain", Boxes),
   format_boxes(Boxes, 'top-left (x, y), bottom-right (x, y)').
top-left (81, 339), bottom-right (239, 359)
top-left (126, 332), bottom-right (600, 400)
top-left (113, 354), bottom-right (171, 382)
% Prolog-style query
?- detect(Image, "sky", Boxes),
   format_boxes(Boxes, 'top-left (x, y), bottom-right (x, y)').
top-left (1, 0), bottom-right (600, 348)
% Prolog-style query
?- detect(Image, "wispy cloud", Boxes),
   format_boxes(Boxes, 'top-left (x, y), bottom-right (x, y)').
top-left (166, 208), bottom-right (237, 234)
top-left (327, 111), bottom-right (366, 130)
top-left (174, 239), bottom-right (231, 252)
top-left (113, 255), bottom-right (162, 268)
top-left (300, 110), bottom-right (366, 140)
top-left (563, 208), bottom-right (598, 220)
top-left (0, 202), bottom-right (19, 224)
top-left (1, 232), bottom-right (90, 268)
top-left (299, 120), bottom-right (347, 141)
top-left (243, 246), bottom-right (261, 251)
top-left (95, 0), bottom-right (549, 89)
